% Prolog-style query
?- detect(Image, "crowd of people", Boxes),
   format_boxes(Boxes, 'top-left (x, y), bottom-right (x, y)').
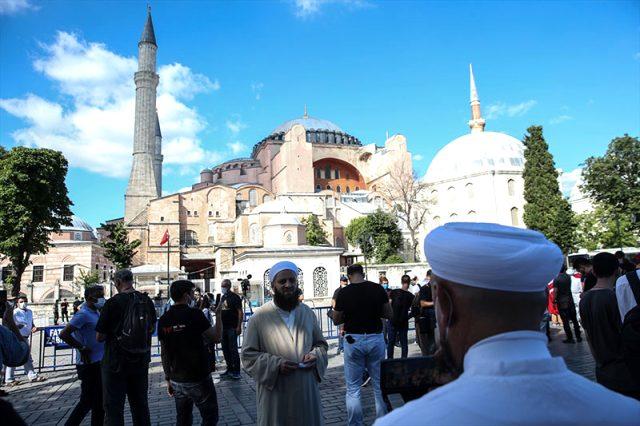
top-left (0, 224), bottom-right (639, 425)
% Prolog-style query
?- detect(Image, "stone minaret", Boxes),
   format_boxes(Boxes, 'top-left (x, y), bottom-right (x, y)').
top-left (154, 111), bottom-right (163, 195)
top-left (125, 8), bottom-right (161, 223)
top-left (468, 64), bottom-right (486, 134)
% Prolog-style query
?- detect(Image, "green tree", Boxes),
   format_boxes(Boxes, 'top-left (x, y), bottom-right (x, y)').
top-left (581, 134), bottom-right (640, 235)
top-left (75, 269), bottom-right (100, 288)
top-left (344, 210), bottom-right (403, 263)
top-left (575, 204), bottom-right (638, 250)
top-left (0, 147), bottom-right (73, 297)
top-left (100, 221), bottom-right (141, 269)
top-left (522, 125), bottom-right (576, 253)
top-left (301, 215), bottom-right (328, 246)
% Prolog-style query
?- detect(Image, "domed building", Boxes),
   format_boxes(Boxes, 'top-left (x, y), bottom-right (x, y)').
top-left (424, 65), bottom-right (526, 229)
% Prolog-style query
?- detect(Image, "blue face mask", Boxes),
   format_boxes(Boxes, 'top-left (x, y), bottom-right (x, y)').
top-left (383, 284), bottom-right (389, 289)
top-left (94, 297), bottom-right (106, 309)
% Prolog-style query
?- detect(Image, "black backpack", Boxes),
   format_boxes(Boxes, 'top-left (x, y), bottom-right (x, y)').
top-left (116, 292), bottom-right (153, 354)
top-left (621, 271), bottom-right (640, 384)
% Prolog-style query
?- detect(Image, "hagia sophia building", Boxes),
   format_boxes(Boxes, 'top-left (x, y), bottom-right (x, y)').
top-left (0, 9), bottom-right (526, 306)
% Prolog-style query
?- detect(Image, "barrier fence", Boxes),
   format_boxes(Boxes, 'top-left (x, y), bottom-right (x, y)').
top-left (9, 306), bottom-right (413, 376)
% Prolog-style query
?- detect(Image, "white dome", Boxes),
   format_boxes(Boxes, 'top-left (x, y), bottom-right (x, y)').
top-left (424, 131), bottom-right (524, 182)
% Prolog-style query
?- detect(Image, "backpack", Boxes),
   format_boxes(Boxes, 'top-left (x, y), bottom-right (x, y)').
top-left (621, 271), bottom-right (640, 384)
top-left (116, 292), bottom-right (153, 355)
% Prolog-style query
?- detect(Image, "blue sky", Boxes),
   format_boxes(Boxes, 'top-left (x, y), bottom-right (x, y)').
top-left (1, 0), bottom-right (639, 229)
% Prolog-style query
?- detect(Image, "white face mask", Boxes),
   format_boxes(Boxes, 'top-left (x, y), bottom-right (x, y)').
top-left (18, 301), bottom-right (27, 310)
top-left (188, 296), bottom-right (196, 308)
top-left (95, 297), bottom-right (106, 309)
top-left (221, 287), bottom-right (229, 295)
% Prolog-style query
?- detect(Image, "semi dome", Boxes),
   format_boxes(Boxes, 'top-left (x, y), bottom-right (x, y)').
top-left (272, 116), bottom-right (343, 134)
top-left (424, 131), bottom-right (524, 183)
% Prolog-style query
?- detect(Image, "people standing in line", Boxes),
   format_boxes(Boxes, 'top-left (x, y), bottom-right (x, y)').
top-left (574, 257), bottom-right (597, 295)
top-left (332, 264), bottom-right (393, 426)
top-left (96, 269), bottom-right (157, 426)
top-left (60, 286), bottom-right (106, 426)
top-left (387, 275), bottom-right (414, 359)
top-left (61, 298), bottom-right (70, 323)
top-left (417, 270), bottom-right (436, 355)
top-left (332, 276), bottom-right (349, 355)
top-left (219, 279), bottom-right (243, 380)
top-left (158, 280), bottom-right (223, 425)
top-left (579, 252), bottom-right (640, 400)
top-left (5, 295), bottom-right (45, 386)
top-left (242, 261), bottom-right (328, 426)
top-left (376, 222), bottom-right (640, 426)
top-left (553, 264), bottom-right (582, 344)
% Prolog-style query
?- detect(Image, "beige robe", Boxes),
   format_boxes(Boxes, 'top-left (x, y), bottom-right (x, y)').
top-left (241, 301), bottom-right (329, 426)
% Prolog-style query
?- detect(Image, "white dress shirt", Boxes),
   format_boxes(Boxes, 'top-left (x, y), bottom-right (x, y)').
top-left (13, 307), bottom-right (34, 338)
top-left (375, 330), bottom-right (640, 426)
top-left (616, 270), bottom-right (639, 319)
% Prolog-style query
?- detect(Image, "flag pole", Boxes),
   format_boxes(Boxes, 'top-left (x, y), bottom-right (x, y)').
top-left (167, 234), bottom-right (170, 288)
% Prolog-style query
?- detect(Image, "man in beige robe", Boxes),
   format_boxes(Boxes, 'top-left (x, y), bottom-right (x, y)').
top-left (242, 261), bottom-right (328, 426)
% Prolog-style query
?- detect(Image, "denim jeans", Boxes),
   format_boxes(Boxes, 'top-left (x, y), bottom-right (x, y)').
top-left (102, 365), bottom-right (150, 426)
top-left (386, 324), bottom-right (408, 359)
top-left (343, 333), bottom-right (387, 426)
top-left (5, 336), bottom-right (37, 383)
top-left (65, 362), bottom-right (104, 426)
top-left (221, 328), bottom-right (240, 374)
top-left (171, 376), bottom-right (219, 426)
top-left (338, 333), bottom-right (344, 352)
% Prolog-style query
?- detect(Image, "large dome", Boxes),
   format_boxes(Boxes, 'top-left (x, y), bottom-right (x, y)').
top-left (272, 116), bottom-right (343, 134)
top-left (424, 131), bottom-right (524, 183)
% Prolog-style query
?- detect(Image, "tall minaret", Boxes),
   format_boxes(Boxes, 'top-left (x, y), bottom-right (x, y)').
top-left (154, 111), bottom-right (163, 195)
top-left (468, 64), bottom-right (486, 134)
top-left (125, 8), bottom-right (161, 223)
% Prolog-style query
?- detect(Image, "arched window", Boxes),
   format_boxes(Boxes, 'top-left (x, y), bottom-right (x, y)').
top-left (465, 183), bottom-right (474, 198)
top-left (325, 165), bottom-right (331, 179)
top-left (263, 194), bottom-right (272, 203)
top-left (431, 189), bottom-right (438, 197)
top-left (433, 216), bottom-right (441, 226)
top-left (346, 187), bottom-right (350, 193)
top-left (315, 184), bottom-right (321, 193)
top-left (249, 189), bottom-right (257, 206)
top-left (450, 213), bottom-right (458, 219)
top-left (326, 185), bottom-right (332, 190)
top-left (313, 267), bottom-right (328, 297)
top-left (508, 179), bottom-right (516, 196)
top-left (334, 169), bottom-right (340, 179)
top-left (298, 268), bottom-right (304, 293)
top-left (336, 186), bottom-right (341, 193)
top-left (448, 186), bottom-right (456, 201)
top-left (316, 168), bottom-right (321, 178)
top-left (355, 186), bottom-right (360, 191)
top-left (284, 231), bottom-right (293, 243)
top-left (263, 269), bottom-right (272, 300)
top-left (468, 210), bottom-right (477, 218)
top-left (511, 207), bottom-right (519, 226)
top-left (183, 230), bottom-right (198, 246)
top-left (250, 224), bottom-right (259, 243)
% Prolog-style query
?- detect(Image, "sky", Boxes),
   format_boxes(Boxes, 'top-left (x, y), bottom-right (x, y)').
top-left (1, 0), bottom-right (639, 229)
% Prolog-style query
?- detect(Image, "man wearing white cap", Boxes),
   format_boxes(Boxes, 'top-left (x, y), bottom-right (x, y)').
top-left (241, 261), bottom-right (328, 426)
top-left (376, 222), bottom-right (640, 426)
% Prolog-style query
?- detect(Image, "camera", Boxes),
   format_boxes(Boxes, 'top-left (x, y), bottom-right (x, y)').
top-left (239, 274), bottom-right (252, 297)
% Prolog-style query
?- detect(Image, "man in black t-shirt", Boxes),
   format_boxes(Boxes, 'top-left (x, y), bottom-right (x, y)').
top-left (95, 269), bottom-right (157, 426)
top-left (417, 271), bottom-right (436, 355)
top-left (332, 264), bottom-right (393, 425)
top-left (61, 298), bottom-right (69, 322)
top-left (158, 280), bottom-right (222, 425)
top-left (387, 275), bottom-right (415, 359)
top-left (554, 264), bottom-right (582, 344)
top-left (332, 276), bottom-right (349, 355)
top-left (219, 279), bottom-right (243, 380)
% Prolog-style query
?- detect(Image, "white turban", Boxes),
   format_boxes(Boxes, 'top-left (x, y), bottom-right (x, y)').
top-left (424, 222), bottom-right (563, 292)
top-left (268, 261), bottom-right (299, 283)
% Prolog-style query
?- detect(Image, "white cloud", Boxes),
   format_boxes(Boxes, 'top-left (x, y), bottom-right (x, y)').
top-left (0, 32), bottom-right (220, 178)
top-left (413, 154), bottom-right (423, 161)
top-left (0, 0), bottom-right (37, 15)
top-left (225, 117), bottom-right (246, 135)
top-left (251, 82), bottom-right (264, 101)
top-left (485, 100), bottom-right (537, 119)
top-left (293, 0), bottom-right (369, 18)
top-left (227, 141), bottom-right (246, 155)
top-left (549, 114), bottom-right (573, 125)
top-left (558, 167), bottom-right (583, 198)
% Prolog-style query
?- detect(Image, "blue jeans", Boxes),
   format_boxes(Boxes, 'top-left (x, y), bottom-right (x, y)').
top-left (386, 323), bottom-right (408, 359)
top-left (171, 376), bottom-right (218, 426)
top-left (343, 333), bottom-right (387, 426)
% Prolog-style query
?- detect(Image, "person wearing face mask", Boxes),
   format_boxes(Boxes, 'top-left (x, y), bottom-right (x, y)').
top-left (219, 279), bottom-right (243, 380)
top-left (376, 222), bottom-right (640, 426)
top-left (4, 295), bottom-right (45, 386)
top-left (60, 286), bottom-right (106, 425)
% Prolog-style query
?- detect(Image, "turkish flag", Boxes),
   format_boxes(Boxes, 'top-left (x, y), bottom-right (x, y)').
top-left (160, 230), bottom-right (169, 246)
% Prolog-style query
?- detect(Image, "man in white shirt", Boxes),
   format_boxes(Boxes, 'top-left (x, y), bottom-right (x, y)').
top-left (376, 222), bottom-right (640, 426)
top-left (409, 276), bottom-right (421, 295)
top-left (5, 295), bottom-right (45, 385)
top-left (616, 269), bottom-right (639, 320)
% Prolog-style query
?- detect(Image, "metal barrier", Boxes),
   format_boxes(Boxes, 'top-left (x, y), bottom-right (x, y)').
top-left (18, 306), bottom-right (412, 374)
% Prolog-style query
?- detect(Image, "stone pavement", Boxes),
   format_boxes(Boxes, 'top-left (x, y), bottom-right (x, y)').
top-left (3, 327), bottom-right (595, 425)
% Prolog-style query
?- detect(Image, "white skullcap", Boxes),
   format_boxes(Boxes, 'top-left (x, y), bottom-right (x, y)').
top-left (268, 261), bottom-right (299, 283)
top-left (424, 222), bottom-right (563, 292)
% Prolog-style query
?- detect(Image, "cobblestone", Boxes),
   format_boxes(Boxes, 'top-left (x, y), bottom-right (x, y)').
top-left (3, 327), bottom-right (595, 425)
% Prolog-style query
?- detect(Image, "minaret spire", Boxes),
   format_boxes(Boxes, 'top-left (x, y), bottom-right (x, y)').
top-left (303, 104), bottom-right (308, 119)
top-left (468, 63), bottom-right (486, 133)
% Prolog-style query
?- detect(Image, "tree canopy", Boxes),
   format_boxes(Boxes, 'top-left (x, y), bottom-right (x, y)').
top-left (0, 147), bottom-right (73, 296)
top-left (345, 210), bottom-right (403, 263)
top-left (100, 221), bottom-right (141, 269)
top-left (581, 134), bottom-right (640, 234)
top-left (522, 125), bottom-right (576, 253)
top-left (575, 204), bottom-right (638, 250)
top-left (301, 214), bottom-right (328, 246)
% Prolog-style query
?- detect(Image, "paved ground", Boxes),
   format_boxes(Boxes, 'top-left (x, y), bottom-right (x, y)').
top-left (3, 326), bottom-right (595, 425)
